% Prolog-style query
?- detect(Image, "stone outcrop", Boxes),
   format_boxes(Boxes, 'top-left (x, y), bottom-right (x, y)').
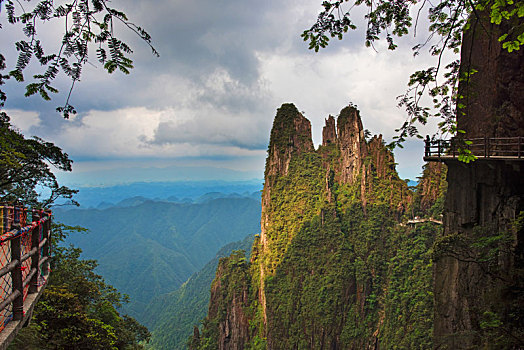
top-left (336, 106), bottom-right (368, 184)
top-left (417, 162), bottom-right (447, 213)
top-left (261, 103), bottom-right (314, 250)
top-left (259, 103), bottom-right (314, 328)
top-left (204, 253), bottom-right (250, 350)
top-left (259, 103), bottom-right (410, 338)
top-left (322, 115), bottom-right (337, 146)
top-left (198, 103), bottom-right (415, 350)
top-left (264, 103), bottom-right (313, 178)
top-left (366, 135), bottom-right (393, 180)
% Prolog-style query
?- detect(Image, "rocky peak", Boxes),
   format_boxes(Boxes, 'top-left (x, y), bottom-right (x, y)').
top-left (322, 115), bottom-right (337, 146)
top-left (265, 103), bottom-right (314, 178)
top-left (367, 134), bottom-right (394, 179)
top-left (261, 104), bottom-right (314, 319)
top-left (336, 106), bottom-right (368, 184)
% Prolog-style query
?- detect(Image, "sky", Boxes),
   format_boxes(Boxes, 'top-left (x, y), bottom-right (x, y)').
top-left (1, 0), bottom-right (451, 187)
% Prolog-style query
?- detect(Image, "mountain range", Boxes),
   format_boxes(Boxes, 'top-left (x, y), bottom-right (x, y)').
top-left (54, 194), bottom-right (261, 319)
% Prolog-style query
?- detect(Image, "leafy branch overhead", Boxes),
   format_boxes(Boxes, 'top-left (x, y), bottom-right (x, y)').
top-left (303, 0), bottom-right (523, 146)
top-left (0, 0), bottom-right (159, 118)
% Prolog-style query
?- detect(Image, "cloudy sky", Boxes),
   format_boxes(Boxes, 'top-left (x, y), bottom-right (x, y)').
top-left (1, 0), bottom-right (449, 186)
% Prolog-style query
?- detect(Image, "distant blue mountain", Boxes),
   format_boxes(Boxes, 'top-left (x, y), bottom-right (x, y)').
top-left (54, 194), bottom-right (261, 320)
top-left (55, 180), bottom-right (263, 208)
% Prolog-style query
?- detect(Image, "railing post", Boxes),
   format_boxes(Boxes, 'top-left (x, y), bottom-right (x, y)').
top-left (21, 207), bottom-right (27, 227)
top-left (0, 205), bottom-right (5, 234)
top-left (42, 210), bottom-right (51, 276)
top-left (2, 206), bottom-right (8, 233)
top-left (11, 208), bottom-right (23, 321)
top-left (29, 210), bottom-right (41, 294)
top-left (424, 136), bottom-right (430, 157)
top-left (437, 139), bottom-right (441, 158)
top-left (484, 136), bottom-right (488, 158)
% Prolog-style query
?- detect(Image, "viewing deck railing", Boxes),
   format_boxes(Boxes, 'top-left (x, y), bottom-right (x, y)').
top-left (0, 206), bottom-right (51, 350)
top-left (424, 136), bottom-right (524, 161)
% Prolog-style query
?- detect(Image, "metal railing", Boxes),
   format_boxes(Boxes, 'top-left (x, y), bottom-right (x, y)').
top-left (0, 206), bottom-right (51, 335)
top-left (424, 136), bottom-right (524, 160)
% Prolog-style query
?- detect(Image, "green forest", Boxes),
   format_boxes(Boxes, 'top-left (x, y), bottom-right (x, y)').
top-left (54, 197), bottom-right (261, 319)
top-left (191, 105), bottom-right (445, 349)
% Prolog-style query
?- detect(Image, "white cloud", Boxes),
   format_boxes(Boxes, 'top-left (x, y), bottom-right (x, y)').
top-left (5, 109), bottom-right (41, 133)
top-left (51, 106), bottom-right (268, 159)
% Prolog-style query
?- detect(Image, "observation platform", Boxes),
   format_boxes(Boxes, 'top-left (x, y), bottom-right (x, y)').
top-left (424, 136), bottom-right (524, 162)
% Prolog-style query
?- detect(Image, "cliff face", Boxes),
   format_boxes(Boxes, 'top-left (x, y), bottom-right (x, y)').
top-left (457, 12), bottom-right (524, 138)
top-left (416, 162), bottom-right (447, 216)
top-left (192, 251), bottom-right (251, 350)
top-left (195, 103), bottom-right (435, 349)
top-left (434, 161), bottom-right (523, 348)
top-left (433, 11), bottom-right (524, 349)
top-left (322, 115), bottom-right (336, 146)
top-left (261, 103), bottom-right (314, 255)
top-left (336, 106), bottom-right (368, 185)
top-left (259, 104), bottom-right (317, 325)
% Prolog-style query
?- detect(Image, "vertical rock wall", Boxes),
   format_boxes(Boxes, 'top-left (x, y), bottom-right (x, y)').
top-left (336, 106), bottom-right (368, 185)
top-left (434, 160), bottom-right (523, 348)
top-left (457, 12), bottom-right (524, 138)
top-left (322, 115), bottom-right (337, 146)
top-left (198, 103), bottom-right (415, 350)
top-left (260, 103), bottom-right (314, 329)
top-left (434, 10), bottom-right (524, 349)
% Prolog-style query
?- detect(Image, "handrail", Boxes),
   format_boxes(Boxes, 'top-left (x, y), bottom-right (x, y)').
top-left (0, 206), bottom-right (52, 340)
top-left (424, 136), bottom-right (524, 160)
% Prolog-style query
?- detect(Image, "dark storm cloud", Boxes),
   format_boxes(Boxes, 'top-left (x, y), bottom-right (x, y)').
top-left (2, 0), bottom-right (364, 116)
top-left (123, 0), bottom-right (286, 82)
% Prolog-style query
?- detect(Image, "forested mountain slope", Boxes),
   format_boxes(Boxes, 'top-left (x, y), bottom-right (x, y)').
top-left (192, 104), bottom-right (446, 349)
top-left (145, 234), bottom-right (256, 349)
top-left (54, 196), bottom-right (261, 320)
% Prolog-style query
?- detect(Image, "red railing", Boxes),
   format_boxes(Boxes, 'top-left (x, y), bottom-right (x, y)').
top-left (0, 206), bottom-right (51, 333)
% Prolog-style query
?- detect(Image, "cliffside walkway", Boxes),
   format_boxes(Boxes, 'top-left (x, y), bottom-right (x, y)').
top-left (424, 136), bottom-right (524, 161)
top-left (406, 218), bottom-right (442, 225)
top-left (400, 217), bottom-right (443, 226)
top-left (0, 206), bottom-right (51, 350)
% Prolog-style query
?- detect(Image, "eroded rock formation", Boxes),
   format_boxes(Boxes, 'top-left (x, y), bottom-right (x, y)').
top-left (202, 252), bottom-right (251, 350)
top-left (336, 106), bottom-right (368, 184)
top-left (322, 115), bottom-right (336, 146)
top-left (209, 103), bottom-right (412, 349)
